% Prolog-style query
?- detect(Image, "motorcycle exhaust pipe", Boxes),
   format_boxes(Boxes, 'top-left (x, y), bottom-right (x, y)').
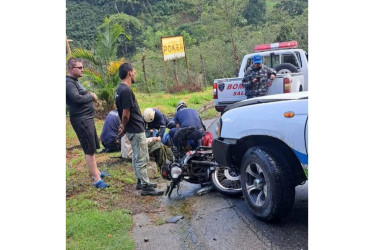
top-left (191, 160), bottom-right (219, 167)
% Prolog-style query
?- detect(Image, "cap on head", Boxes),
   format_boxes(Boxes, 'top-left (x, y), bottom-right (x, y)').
top-left (143, 108), bottom-right (155, 123)
top-left (176, 101), bottom-right (187, 112)
top-left (253, 54), bottom-right (263, 64)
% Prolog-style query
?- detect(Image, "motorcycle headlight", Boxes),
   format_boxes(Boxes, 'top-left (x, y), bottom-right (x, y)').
top-left (171, 166), bottom-right (182, 179)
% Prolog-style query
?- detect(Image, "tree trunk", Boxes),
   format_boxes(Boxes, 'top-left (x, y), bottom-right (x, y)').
top-left (200, 54), bottom-right (207, 88)
top-left (199, 0), bottom-right (203, 22)
top-left (173, 60), bottom-right (179, 85)
top-left (142, 54), bottom-right (148, 91)
top-left (114, 2), bottom-right (119, 14)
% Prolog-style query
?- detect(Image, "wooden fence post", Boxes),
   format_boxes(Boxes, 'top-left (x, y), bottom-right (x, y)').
top-left (200, 54), bottom-right (207, 88)
top-left (173, 60), bottom-right (179, 85)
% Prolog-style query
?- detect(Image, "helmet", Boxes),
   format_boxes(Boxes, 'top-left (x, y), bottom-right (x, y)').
top-left (143, 108), bottom-right (155, 123)
top-left (176, 100), bottom-right (187, 112)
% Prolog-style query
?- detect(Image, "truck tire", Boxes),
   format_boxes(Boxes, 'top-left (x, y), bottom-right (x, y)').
top-left (274, 63), bottom-right (299, 74)
top-left (212, 166), bottom-right (242, 197)
top-left (240, 146), bottom-right (295, 221)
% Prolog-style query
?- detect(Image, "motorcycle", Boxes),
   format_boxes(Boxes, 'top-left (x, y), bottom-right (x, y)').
top-left (161, 127), bottom-right (242, 198)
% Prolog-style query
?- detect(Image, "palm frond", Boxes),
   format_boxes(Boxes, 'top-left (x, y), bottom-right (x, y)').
top-left (107, 58), bottom-right (125, 77)
top-left (96, 18), bottom-right (124, 62)
top-left (82, 69), bottom-right (105, 87)
top-left (70, 48), bottom-right (95, 61)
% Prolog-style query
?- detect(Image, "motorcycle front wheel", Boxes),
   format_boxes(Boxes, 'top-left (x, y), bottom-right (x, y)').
top-left (212, 166), bottom-right (242, 197)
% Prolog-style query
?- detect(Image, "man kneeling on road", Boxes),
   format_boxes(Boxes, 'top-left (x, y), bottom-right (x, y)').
top-left (115, 62), bottom-right (163, 196)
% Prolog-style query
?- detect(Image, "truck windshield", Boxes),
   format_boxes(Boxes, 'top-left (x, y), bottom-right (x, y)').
top-left (246, 52), bottom-right (300, 70)
top-left (246, 55), bottom-right (280, 69)
top-left (281, 53), bottom-right (300, 68)
top-left (263, 55), bottom-right (279, 68)
top-left (295, 52), bottom-right (303, 68)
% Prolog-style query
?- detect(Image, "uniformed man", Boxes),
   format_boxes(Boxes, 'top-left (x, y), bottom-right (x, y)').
top-left (242, 54), bottom-right (276, 98)
top-left (169, 101), bottom-right (206, 150)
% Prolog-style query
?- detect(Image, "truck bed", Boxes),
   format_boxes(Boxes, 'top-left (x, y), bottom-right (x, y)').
top-left (214, 72), bottom-right (304, 112)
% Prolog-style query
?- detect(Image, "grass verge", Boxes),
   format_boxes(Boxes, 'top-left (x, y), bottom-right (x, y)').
top-left (66, 88), bottom-right (217, 249)
top-left (66, 198), bottom-right (135, 250)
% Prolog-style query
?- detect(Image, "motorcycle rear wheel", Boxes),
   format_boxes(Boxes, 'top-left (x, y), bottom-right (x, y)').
top-left (212, 166), bottom-right (242, 197)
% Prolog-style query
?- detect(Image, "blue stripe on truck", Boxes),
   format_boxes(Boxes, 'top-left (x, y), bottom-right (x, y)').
top-left (292, 149), bottom-right (308, 165)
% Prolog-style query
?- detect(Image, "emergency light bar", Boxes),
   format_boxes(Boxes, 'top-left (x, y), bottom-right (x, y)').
top-left (253, 41), bottom-right (298, 52)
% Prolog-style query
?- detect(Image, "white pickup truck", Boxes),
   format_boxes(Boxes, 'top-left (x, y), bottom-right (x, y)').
top-left (212, 91), bottom-right (308, 222)
top-left (213, 41), bottom-right (308, 113)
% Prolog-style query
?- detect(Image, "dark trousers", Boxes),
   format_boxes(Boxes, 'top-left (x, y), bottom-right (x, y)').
top-left (102, 140), bottom-right (121, 152)
top-left (169, 127), bottom-right (206, 150)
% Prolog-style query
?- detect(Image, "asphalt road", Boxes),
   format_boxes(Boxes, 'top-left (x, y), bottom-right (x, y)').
top-left (132, 117), bottom-right (308, 249)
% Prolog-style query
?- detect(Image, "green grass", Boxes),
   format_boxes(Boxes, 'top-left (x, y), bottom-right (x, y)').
top-left (66, 167), bottom-right (75, 180)
top-left (66, 208), bottom-right (135, 250)
top-left (66, 87), bottom-right (218, 249)
top-left (135, 87), bottom-right (215, 117)
top-left (68, 152), bottom-right (85, 166)
top-left (200, 108), bottom-right (218, 120)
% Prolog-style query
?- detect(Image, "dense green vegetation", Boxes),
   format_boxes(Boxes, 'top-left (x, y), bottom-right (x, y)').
top-left (66, 0), bottom-right (308, 103)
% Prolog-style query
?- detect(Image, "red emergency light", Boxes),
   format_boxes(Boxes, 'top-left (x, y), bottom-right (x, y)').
top-left (253, 41), bottom-right (298, 52)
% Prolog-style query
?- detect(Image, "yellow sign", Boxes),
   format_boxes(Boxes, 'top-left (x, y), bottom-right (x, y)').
top-left (161, 36), bottom-right (185, 61)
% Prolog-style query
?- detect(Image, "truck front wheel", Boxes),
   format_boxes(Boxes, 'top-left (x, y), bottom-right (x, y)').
top-left (240, 146), bottom-right (295, 221)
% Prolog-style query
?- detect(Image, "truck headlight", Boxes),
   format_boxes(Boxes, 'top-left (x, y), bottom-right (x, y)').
top-left (215, 118), bottom-right (222, 138)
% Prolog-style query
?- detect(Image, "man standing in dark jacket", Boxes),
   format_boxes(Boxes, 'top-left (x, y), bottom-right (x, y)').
top-left (66, 58), bottom-right (109, 189)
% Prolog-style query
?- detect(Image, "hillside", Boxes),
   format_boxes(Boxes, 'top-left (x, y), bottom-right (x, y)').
top-left (66, 0), bottom-right (308, 92)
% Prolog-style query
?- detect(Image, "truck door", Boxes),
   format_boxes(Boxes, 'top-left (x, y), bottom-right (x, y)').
top-left (305, 117), bottom-right (308, 156)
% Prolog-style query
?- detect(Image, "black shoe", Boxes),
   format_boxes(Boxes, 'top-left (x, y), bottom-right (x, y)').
top-left (136, 179), bottom-right (157, 190)
top-left (141, 185), bottom-right (164, 196)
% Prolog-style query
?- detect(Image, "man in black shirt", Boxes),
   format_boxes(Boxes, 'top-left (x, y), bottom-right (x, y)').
top-left (115, 63), bottom-right (163, 196)
top-left (66, 58), bottom-right (109, 189)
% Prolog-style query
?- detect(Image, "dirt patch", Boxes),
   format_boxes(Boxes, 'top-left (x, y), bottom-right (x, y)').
top-left (66, 117), bottom-right (202, 220)
top-left (66, 149), bottom-right (169, 216)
